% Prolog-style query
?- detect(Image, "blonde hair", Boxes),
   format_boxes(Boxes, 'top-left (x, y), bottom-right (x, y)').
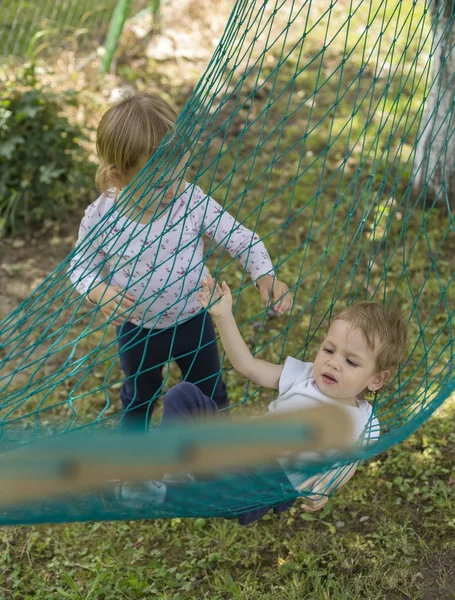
top-left (95, 92), bottom-right (178, 193)
top-left (333, 301), bottom-right (408, 373)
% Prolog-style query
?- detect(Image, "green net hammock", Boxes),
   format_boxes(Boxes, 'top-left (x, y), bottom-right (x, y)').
top-left (0, 0), bottom-right (454, 525)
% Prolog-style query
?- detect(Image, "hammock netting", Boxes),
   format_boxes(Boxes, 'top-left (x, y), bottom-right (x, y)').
top-left (0, 0), bottom-right (454, 525)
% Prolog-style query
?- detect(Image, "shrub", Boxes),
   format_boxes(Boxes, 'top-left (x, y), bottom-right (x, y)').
top-left (0, 66), bottom-right (94, 234)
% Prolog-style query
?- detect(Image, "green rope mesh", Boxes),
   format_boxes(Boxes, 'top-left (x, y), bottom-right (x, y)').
top-left (0, 0), bottom-right (454, 525)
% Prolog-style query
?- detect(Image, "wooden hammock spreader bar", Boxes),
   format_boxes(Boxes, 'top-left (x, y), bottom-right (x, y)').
top-left (0, 403), bottom-right (353, 504)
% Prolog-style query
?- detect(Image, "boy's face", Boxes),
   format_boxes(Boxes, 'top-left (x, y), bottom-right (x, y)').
top-left (312, 319), bottom-right (386, 405)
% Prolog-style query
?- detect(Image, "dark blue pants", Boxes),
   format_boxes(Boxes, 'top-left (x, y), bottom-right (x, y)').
top-left (161, 382), bottom-right (295, 525)
top-left (117, 311), bottom-right (228, 431)
top-left (161, 381), bottom-right (219, 424)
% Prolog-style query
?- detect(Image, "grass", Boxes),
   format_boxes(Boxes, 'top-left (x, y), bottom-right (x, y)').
top-left (0, 0), bottom-right (152, 59)
top-left (0, 0), bottom-right (454, 597)
top-left (1, 407), bottom-right (455, 599)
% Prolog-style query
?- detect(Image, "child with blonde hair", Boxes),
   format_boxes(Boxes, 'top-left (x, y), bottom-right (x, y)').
top-left (116, 276), bottom-right (408, 525)
top-left (69, 92), bottom-right (292, 431)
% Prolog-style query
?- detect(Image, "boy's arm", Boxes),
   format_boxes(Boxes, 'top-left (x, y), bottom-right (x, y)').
top-left (216, 311), bottom-right (284, 389)
top-left (199, 277), bottom-right (284, 389)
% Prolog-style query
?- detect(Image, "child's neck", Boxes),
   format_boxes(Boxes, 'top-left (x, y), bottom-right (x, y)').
top-left (335, 396), bottom-right (359, 408)
top-left (315, 382), bottom-right (359, 408)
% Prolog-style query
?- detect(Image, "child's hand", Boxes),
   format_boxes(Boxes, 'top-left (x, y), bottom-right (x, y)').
top-left (88, 284), bottom-right (136, 327)
top-left (198, 274), bottom-right (233, 319)
top-left (256, 275), bottom-right (293, 315)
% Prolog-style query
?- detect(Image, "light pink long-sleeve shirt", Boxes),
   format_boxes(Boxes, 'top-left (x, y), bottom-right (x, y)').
top-left (69, 183), bottom-right (274, 329)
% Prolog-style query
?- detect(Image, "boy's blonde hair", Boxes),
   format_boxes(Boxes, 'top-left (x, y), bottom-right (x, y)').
top-left (333, 301), bottom-right (408, 373)
top-left (95, 92), bottom-right (178, 193)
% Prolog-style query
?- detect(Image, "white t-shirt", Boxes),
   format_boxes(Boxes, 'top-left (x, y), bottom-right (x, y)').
top-left (69, 183), bottom-right (274, 329)
top-left (269, 357), bottom-right (380, 489)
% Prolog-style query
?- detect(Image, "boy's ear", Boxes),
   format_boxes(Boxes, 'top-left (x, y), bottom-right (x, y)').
top-left (368, 369), bottom-right (391, 392)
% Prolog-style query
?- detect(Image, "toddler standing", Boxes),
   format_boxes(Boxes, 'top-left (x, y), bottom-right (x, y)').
top-left (69, 92), bottom-right (291, 431)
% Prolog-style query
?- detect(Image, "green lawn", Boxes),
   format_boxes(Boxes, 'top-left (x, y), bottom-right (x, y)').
top-left (1, 407), bottom-right (454, 599)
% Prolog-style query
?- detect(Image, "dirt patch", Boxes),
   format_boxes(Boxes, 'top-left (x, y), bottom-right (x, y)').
top-left (0, 216), bottom-right (82, 321)
top-left (418, 550), bottom-right (455, 600)
top-left (386, 551), bottom-right (455, 600)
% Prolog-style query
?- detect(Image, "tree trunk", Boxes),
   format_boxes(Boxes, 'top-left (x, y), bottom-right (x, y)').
top-left (412, 0), bottom-right (455, 210)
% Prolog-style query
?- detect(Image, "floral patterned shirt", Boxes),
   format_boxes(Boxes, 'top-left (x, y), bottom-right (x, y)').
top-left (69, 183), bottom-right (274, 329)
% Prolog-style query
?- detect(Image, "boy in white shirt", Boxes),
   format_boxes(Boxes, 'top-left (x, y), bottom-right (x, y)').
top-left (117, 275), bottom-right (408, 524)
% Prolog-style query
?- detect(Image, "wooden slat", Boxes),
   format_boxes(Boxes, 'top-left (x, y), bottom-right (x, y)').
top-left (0, 403), bottom-right (353, 504)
